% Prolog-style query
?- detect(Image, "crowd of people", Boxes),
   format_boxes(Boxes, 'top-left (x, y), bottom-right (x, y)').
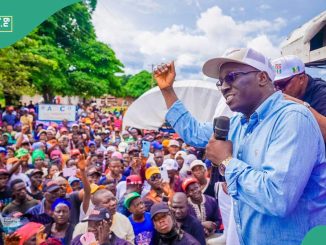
top-left (0, 101), bottom-right (225, 245)
top-left (0, 50), bottom-right (326, 245)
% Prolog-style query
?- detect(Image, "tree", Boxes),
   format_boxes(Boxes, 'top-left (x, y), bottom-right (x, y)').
top-left (124, 70), bottom-right (154, 98)
top-left (0, 1), bottom-right (124, 104)
top-left (0, 36), bottom-right (47, 105)
top-left (28, 2), bottom-right (124, 102)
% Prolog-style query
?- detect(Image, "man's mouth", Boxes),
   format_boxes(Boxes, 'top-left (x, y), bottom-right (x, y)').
top-left (225, 94), bottom-right (235, 104)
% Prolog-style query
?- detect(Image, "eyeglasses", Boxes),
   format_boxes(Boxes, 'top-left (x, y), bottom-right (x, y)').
top-left (150, 173), bottom-right (161, 181)
top-left (274, 75), bottom-right (296, 91)
top-left (216, 71), bottom-right (259, 87)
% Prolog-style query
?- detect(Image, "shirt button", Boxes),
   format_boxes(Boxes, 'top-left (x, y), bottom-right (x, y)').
top-left (237, 224), bottom-right (240, 228)
top-left (238, 153), bottom-right (242, 157)
top-left (234, 201), bottom-right (237, 206)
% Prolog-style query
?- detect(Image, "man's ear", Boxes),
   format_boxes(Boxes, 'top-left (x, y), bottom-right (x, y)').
top-left (258, 71), bottom-right (270, 86)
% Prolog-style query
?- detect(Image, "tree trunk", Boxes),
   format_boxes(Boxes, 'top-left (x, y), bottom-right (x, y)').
top-left (43, 92), bottom-right (55, 104)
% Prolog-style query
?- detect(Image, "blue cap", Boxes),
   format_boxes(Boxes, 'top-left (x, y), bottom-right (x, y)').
top-left (68, 176), bottom-right (80, 185)
top-left (151, 141), bottom-right (163, 150)
top-left (87, 141), bottom-right (96, 147)
top-left (0, 147), bottom-right (7, 154)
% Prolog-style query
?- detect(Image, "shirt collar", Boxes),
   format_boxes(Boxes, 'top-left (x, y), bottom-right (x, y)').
top-left (240, 91), bottom-right (282, 125)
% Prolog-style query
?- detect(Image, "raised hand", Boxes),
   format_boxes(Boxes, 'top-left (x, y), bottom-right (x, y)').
top-left (154, 61), bottom-right (176, 90)
top-left (77, 154), bottom-right (87, 171)
top-left (5, 233), bottom-right (21, 245)
top-left (36, 225), bottom-right (46, 245)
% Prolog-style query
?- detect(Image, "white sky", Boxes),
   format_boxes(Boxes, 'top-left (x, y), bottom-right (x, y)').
top-left (92, 0), bottom-right (326, 80)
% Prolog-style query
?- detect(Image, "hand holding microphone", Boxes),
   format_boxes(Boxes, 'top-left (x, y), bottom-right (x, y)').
top-left (206, 116), bottom-right (233, 174)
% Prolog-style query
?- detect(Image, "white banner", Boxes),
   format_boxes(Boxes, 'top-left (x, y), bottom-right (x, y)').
top-left (38, 104), bottom-right (77, 122)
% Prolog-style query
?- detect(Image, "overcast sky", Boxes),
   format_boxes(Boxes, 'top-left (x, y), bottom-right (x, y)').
top-left (92, 0), bottom-right (326, 80)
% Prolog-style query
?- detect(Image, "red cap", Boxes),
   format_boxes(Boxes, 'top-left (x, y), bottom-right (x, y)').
top-left (60, 127), bottom-right (68, 133)
top-left (126, 175), bottom-right (142, 185)
top-left (0, 168), bottom-right (9, 176)
top-left (182, 177), bottom-right (198, 192)
top-left (70, 149), bottom-right (81, 156)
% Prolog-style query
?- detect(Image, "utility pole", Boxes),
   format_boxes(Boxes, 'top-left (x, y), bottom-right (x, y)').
top-left (149, 64), bottom-right (155, 88)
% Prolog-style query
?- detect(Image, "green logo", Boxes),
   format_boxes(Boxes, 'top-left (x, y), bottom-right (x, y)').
top-left (0, 16), bottom-right (13, 32)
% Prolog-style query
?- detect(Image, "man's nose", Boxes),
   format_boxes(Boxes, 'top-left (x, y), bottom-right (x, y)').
top-left (221, 80), bottom-right (232, 94)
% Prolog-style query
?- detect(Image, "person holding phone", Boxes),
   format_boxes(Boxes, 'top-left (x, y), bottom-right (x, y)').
top-left (143, 167), bottom-right (172, 212)
top-left (71, 207), bottom-right (130, 245)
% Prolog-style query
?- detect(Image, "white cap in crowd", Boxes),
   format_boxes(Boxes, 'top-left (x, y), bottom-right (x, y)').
top-left (271, 55), bottom-right (305, 81)
top-left (168, 140), bottom-right (180, 147)
top-left (190, 159), bottom-right (207, 170)
top-left (162, 159), bottom-right (179, 171)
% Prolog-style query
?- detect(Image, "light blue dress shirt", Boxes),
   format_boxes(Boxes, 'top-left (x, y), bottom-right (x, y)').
top-left (166, 91), bottom-right (326, 245)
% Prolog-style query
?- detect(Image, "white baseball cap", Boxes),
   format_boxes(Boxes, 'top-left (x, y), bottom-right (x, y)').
top-left (118, 142), bottom-right (128, 153)
top-left (271, 55), bottom-right (305, 81)
top-left (190, 160), bottom-right (207, 170)
top-left (162, 159), bottom-right (179, 171)
top-left (202, 47), bottom-right (275, 81)
top-left (168, 140), bottom-right (180, 147)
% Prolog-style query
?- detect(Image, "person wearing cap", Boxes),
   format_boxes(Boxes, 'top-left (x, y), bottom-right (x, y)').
top-left (73, 189), bottom-right (135, 244)
top-left (150, 202), bottom-right (200, 245)
top-left (37, 129), bottom-right (47, 143)
top-left (124, 192), bottom-right (154, 245)
top-left (116, 175), bottom-right (143, 217)
top-left (154, 48), bottom-right (326, 245)
top-left (171, 192), bottom-right (206, 245)
top-left (162, 159), bottom-right (183, 192)
top-left (68, 176), bottom-right (81, 192)
top-left (27, 169), bottom-right (44, 200)
top-left (86, 165), bottom-right (102, 184)
top-left (71, 206), bottom-right (130, 245)
top-left (143, 166), bottom-right (172, 212)
top-left (70, 149), bottom-right (81, 160)
top-left (87, 141), bottom-right (97, 155)
top-left (182, 178), bottom-right (221, 242)
top-left (2, 179), bottom-right (38, 216)
top-left (272, 55), bottom-right (326, 141)
top-left (190, 160), bottom-right (215, 198)
top-left (164, 139), bottom-right (180, 160)
top-left (26, 181), bottom-right (61, 225)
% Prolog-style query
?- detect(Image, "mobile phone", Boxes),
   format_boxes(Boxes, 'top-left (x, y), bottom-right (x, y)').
top-left (159, 165), bottom-right (169, 182)
top-left (142, 140), bottom-right (151, 158)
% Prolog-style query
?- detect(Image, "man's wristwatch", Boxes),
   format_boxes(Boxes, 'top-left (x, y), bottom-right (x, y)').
top-left (303, 101), bottom-right (311, 109)
top-left (218, 156), bottom-right (232, 176)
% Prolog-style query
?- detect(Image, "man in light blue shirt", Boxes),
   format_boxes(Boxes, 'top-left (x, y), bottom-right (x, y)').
top-left (153, 48), bottom-right (326, 245)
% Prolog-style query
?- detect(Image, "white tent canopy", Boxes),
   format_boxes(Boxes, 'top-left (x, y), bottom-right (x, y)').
top-left (123, 80), bottom-right (233, 130)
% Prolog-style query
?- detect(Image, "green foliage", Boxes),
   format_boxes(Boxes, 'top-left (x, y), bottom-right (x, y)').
top-left (0, 1), bottom-right (124, 104)
top-left (124, 70), bottom-right (154, 98)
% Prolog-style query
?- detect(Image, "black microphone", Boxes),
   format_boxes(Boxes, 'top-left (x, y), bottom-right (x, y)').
top-left (213, 116), bottom-right (230, 181)
top-left (213, 116), bottom-right (230, 141)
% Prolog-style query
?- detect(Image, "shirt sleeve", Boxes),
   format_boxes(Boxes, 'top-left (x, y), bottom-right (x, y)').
top-left (166, 100), bottom-right (213, 147)
top-left (225, 110), bottom-right (322, 217)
